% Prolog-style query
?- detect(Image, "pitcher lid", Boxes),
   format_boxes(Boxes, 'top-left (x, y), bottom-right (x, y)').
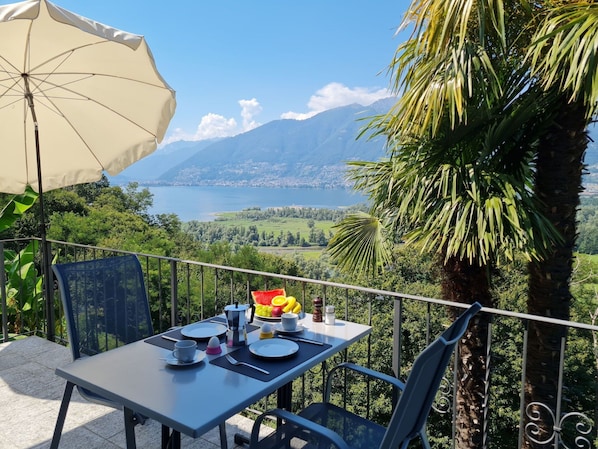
top-left (224, 302), bottom-right (250, 311)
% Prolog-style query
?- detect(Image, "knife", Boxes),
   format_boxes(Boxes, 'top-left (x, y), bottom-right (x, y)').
top-left (161, 334), bottom-right (180, 343)
top-left (277, 334), bottom-right (324, 346)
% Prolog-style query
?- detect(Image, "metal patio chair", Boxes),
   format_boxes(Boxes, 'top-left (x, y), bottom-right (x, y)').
top-left (51, 255), bottom-right (229, 448)
top-left (249, 302), bottom-right (482, 449)
top-left (53, 255), bottom-right (154, 407)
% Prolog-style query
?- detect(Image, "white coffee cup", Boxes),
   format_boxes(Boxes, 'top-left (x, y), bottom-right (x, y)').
top-left (281, 312), bottom-right (298, 331)
top-left (173, 340), bottom-right (197, 362)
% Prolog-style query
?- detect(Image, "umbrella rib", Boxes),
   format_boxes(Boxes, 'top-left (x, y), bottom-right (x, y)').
top-left (29, 43), bottom-right (169, 90)
top-left (29, 72), bottom-right (166, 136)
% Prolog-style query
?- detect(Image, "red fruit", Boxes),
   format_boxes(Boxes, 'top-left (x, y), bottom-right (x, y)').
top-left (251, 288), bottom-right (286, 305)
top-left (271, 306), bottom-right (284, 317)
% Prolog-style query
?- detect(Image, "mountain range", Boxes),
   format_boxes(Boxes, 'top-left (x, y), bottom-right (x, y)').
top-left (110, 98), bottom-right (395, 188)
top-left (110, 96), bottom-right (598, 192)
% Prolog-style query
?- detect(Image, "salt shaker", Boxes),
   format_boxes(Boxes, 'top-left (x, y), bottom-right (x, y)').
top-left (325, 305), bottom-right (335, 325)
top-left (312, 297), bottom-right (323, 322)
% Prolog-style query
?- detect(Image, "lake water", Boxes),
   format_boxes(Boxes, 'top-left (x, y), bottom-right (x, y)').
top-left (144, 185), bottom-right (367, 222)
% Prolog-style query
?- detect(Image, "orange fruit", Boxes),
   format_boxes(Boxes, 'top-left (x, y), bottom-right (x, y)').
top-left (271, 295), bottom-right (288, 307)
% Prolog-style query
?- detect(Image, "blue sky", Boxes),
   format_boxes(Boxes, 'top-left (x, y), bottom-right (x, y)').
top-left (24, 0), bottom-right (409, 144)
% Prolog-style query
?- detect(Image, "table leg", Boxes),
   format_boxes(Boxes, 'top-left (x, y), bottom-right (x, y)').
top-left (219, 423), bottom-right (229, 449)
top-left (123, 407), bottom-right (137, 449)
top-left (160, 425), bottom-right (181, 449)
top-left (50, 381), bottom-right (75, 449)
top-left (170, 430), bottom-right (181, 449)
top-left (277, 382), bottom-right (292, 410)
top-left (161, 425), bottom-right (169, 449)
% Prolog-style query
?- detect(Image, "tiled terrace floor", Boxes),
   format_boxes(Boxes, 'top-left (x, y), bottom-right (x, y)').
top-left (0, 336), bottom-right (260, 449)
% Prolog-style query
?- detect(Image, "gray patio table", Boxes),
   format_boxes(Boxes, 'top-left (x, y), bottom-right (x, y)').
top-left (50, 313), bottom-right (371, 449)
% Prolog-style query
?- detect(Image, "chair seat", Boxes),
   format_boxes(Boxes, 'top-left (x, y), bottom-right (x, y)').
top-left (257, 403), bottom-right (386, 449)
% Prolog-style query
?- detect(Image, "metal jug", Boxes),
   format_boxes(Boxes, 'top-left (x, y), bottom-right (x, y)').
top-left (224, 302), bottom-right (255, 347)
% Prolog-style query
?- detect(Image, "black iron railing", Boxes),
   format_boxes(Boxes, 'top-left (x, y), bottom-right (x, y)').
top-left (1, 237), bottom-right (597, 448)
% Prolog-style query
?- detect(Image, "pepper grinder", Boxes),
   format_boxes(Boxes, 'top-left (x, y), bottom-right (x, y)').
top-left (313, 297), bottom-right (323, 322)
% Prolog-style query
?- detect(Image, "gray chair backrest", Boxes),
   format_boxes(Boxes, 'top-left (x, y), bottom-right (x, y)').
top-left (380, 302), bottom-right (482, 449)
top-left (53, 255), bottom-right (154, 360)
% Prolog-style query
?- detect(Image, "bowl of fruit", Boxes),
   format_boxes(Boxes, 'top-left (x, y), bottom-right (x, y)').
top-left (252, 289), bottom-right (302, 321)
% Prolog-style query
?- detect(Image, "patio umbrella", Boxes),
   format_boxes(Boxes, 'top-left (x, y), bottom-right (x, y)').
top-left (0, 0), bottom-right (176, 336)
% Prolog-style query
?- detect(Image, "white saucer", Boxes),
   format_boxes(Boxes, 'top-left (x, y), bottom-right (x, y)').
top-left (273, 323), bottom-right (305, 334)
top-left (255, 311), bottom-right (306, 322)
top-left (165, 350), bottom-right (205, 367)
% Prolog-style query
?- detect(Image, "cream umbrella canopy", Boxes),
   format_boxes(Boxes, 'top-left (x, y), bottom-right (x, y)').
top-left (0, 0), bottom-right (176, 337)
top-left (0, 0), bottom-right (176, 193)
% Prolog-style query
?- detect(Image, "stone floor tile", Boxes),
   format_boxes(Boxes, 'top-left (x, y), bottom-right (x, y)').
top-left (81, 408), bottom-right (128, 440)
top-left (0, 337), bottom-right (265, 449)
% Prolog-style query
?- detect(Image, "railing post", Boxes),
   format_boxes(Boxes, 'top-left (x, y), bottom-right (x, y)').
top-left (482, 321), bottom-right (492, 449)
top-left (170, 259), bottom-right (178, 327)
top-left (1, 242), bottom-right (7, 343)
top-left (553, 336), bottom-right (566, 449)
top-left (392, 297), bottom-right (402, 379)
top-left (44, 239), bottom-right (55, 341)
top-left (518, 319), bottom-right (529, 448)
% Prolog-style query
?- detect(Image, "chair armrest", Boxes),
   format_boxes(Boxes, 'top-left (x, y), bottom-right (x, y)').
top-left (250, 408), bottom-right (350, 449)
top-left (325, 362), bottom-right (405, 401)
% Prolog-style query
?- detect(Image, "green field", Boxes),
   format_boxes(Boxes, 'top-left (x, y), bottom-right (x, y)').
top-left (214, 212), bottom-right (336, 235)
top-left (258, 246), bottom-right (325, 260)
top-left (211, 210), bottom-right (337, 258)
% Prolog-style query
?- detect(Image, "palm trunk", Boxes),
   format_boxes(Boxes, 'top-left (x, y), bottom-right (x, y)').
top-left (441, 256), bottom-right (494, 449)
top-left (523, 97), bottom-right (588, 449)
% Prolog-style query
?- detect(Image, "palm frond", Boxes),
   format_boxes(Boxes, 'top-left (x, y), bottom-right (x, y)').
top-left (326, 212), bottom-right (393, 278)
top-left (527, 2), bottom-right (598, 115)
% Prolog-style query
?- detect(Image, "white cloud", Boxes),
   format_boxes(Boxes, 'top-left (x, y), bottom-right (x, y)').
top-left (162, 84), bottom-right (392, 145)
top-left (194, 113), bottom-right (238, 140)
top-left (160, 127), bottom-right (189, 145)
top-left (239, 98), bottom-right (262, 131)
top-left (162, 99), bottom-right (264, 144)
top-left (160, 114), bottom-right (237, 145)
top-left (281, 82), bottom-right (391, 120)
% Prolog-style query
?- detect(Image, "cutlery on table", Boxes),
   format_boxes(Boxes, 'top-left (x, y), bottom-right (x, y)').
top-left (277, 334), bottom-right (324, 346)
top-left (161, 335), bottom-right (180, 343)
top-left (225, 353), bottom-right (269, 375)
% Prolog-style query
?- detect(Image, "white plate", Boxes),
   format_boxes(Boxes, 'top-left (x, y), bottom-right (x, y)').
top-left (165, 350), bottom-right (206, 367)
top-left (255, 314), bottom-right (281, 322)
top-left (273, 323), bottom-right (305, 334)
top-left (249, 339), bottom-right (299, 359)
top-left (181, 322), bottom-right (227, 339)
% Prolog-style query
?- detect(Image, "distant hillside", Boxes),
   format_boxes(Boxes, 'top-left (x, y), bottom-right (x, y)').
top-left (110, 138), bottom-right (221, 184)
top-left (582, 132), bottom-right (598, 195)
top-left (109, 100), bottom-right (598, 193)
top-left (110, 98), bottom-right (395, 188)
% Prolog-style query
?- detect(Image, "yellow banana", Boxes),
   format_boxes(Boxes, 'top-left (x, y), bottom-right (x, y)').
top-left (292, 303), bottom-right (301, 314)
top-left (283, 296), bottom-right (297, 313)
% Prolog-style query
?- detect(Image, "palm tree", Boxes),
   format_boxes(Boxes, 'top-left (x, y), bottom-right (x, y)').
top-left (341, 2), bottom-right (598, 447)
top-left (328, 1), bottom-right (586, 447)
top-left (329, 89), bottom-right (557, 447)
top-left (522, 4), bottom-right (598, 447)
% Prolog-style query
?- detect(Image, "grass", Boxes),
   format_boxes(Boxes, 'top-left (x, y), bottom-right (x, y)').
top-left (213, 210), bottom-right (337, 258)
top-left (214, 212), bottom-right (336, 235)
top-left (258, 247), bottom-right (325, 260)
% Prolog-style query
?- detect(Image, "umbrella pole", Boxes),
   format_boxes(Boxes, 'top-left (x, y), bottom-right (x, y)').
top-left (24, 76), bottom-right (54, 341)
